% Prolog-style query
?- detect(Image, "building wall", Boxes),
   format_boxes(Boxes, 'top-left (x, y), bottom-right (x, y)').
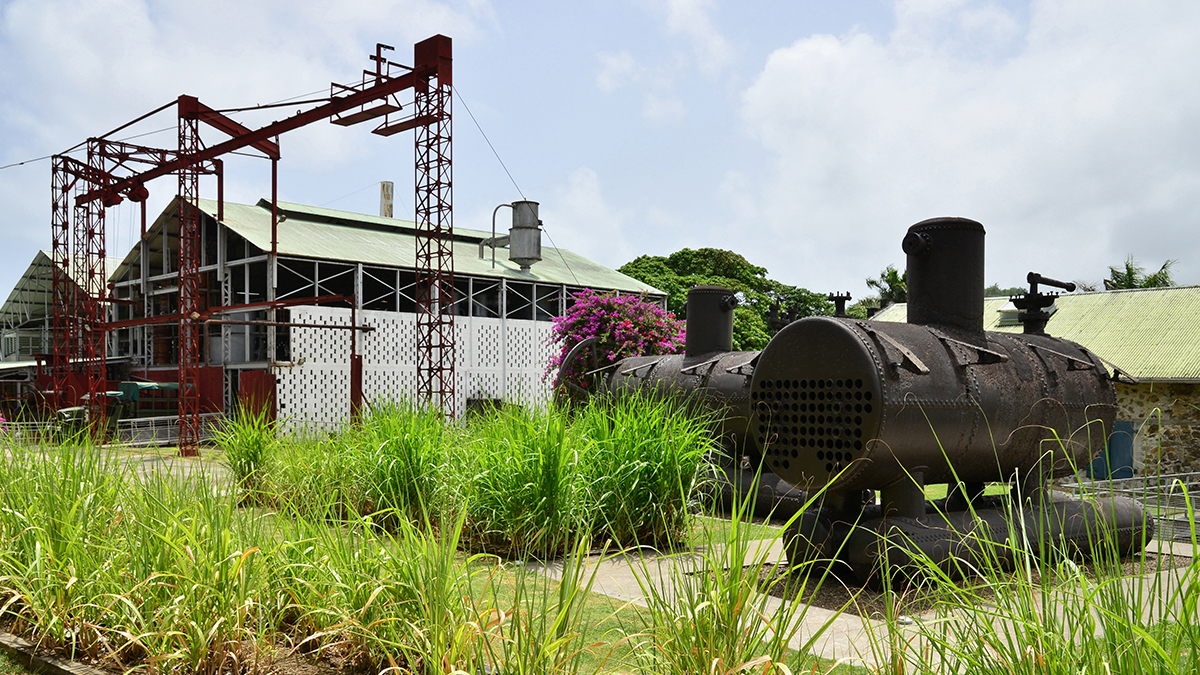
top-left (275, 305), bottom-right (554, 429)
top-left (1115, 381), bottom-right (1200, 475)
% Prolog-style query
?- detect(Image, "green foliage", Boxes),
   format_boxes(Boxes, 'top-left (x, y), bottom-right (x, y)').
top-left (846, 297), bottom-right (879, 319)
top-left (353, 400), bottom-right (452, 524)
top-left (984, 282), bottom-right (1026, 297)
top-left (226, 396), bottom-right (713, 559)
top-left (463, 393), bottom-right (713, 556)
top-left (1105, 254), bottom-right (1178, 289)
top-left (618, 247), bottom-right (832, 350)
top-left (866, 264), bottom-right (907, 303)
top-left (624, 475), bottom-right (837, 675)
top-left (846, 277), bottom-right (1025, 317)
top-left (214, 404), bottom-right (276, 498)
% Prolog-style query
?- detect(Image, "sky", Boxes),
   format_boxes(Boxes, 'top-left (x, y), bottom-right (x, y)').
top-left (2, 0), bottom-right (1199, 305)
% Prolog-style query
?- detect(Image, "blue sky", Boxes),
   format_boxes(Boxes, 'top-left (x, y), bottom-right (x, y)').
top-left (2, 0), bottom-right (1198, 304)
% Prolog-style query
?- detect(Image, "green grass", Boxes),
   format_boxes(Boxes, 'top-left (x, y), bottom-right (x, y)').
top-left (690, 515), bottom-right (780, 545)
top-left (6, 397), bottom-right (1199, 675)
top-left (0, 652), bottom-right (24, 675)
top-left (0, 396), bottom-right (744, 675)
top-left (862, 441), bottom-right (1200, 675)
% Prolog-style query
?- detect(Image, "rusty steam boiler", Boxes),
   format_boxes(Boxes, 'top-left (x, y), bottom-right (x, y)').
top-left (604, 217), bottom-right (1151, 582)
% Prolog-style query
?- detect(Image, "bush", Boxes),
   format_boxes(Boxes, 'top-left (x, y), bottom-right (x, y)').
top-left (546, 289), bottom-right (684, 397)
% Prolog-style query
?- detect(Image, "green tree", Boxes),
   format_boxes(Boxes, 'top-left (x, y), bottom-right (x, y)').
top-left (1104, 255), bottom-right (1177, 290)
top-left (618, 248), bottom-right (832, 350)
top-left (984, 283), bottom-right (1026, 297)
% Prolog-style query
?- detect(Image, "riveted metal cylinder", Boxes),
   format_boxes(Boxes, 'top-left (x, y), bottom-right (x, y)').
top-left (904, 217), bottom-right (986, 333)
top-left (749, 316), bottom-right (1115, 491)
top-left (606, 350), bottom-right (759, 456)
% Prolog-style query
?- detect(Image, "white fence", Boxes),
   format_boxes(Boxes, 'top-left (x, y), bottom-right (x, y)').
top-left (276, 307), bottom-right (555, 430)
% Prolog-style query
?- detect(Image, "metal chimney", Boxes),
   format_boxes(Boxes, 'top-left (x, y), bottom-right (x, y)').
top-left (509, 200), bottom-right (542, 272)
top-left (379, 181), bottom-right (394, 218)
top-left (685, 285), bottom-right (738, 356)
top-left (902, 217), bottom-right (986, 333)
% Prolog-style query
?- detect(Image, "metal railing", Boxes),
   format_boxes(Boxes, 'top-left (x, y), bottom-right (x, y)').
top-left (1063, 473), bottom-right (1200, 543)
top-left (0, 414), bottom-right (226, 448)
top-left (115, 413), bottom-right (224, 447)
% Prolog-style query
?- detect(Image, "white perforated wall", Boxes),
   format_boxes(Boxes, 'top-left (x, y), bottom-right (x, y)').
top-left (275, 306), bottom-right (554, 430)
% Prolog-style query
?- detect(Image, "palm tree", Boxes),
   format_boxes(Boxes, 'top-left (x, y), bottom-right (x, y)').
top-left (866, 265), bottom-right (907, 303)
top-left (1104, 255), bottom-right (1177, 290)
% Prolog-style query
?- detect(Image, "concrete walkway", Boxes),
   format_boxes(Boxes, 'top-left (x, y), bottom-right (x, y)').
top-left (530, 535), bottom-right (1198, 669)
top-left (527, 538), bottom-right (902, 667)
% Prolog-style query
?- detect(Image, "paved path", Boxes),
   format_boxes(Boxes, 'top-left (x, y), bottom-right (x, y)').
top-left (531, 535), bottom-right (1198, 669)
top-left (527, 538), bottom-right (901, 667)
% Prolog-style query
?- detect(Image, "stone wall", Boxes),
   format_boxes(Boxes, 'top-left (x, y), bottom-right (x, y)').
top-left (1114, 381), bottom-right (1200, 475)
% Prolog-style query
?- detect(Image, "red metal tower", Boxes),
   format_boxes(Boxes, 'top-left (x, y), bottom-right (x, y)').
top-left (412, 37), bottom-right (455, 418)
top-left (176, 107), bottom-right (203, 454)
top-left (52, 36), bottom-right (456, 453)
top-left (49, 155), bottom-right (75, 407)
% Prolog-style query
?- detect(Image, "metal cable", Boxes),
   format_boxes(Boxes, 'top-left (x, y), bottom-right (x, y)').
top-left (452, 84), bottom-right (581, 285)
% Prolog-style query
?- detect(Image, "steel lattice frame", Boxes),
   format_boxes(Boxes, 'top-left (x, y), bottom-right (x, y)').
top-left (177, 114), bottom-right (202, 455)
top-left (49, 155), bottom-right (74, 406)
top-left (414, 75), bottom-right (454, 417)
top-left (51, 36), bottom-right (455, 451)
top-left (78, 141), bottom-right (109, 425)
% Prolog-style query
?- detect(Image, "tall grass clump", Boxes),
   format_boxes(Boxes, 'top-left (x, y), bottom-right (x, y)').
top-left (213, 403), bottom-right (276, 499)
top-left (251, 401), bottom-right (454, 524)
top-left (465, 403), bottom-right (587, 556)
top-left (353, 399), bottom-right (455, 524)
top-left (213, 392), bottom-right (714, 561)
top-left (0, 436), bottom-right (621, 674)
top-left (461, 393), bottom-right (713, 557)
top-left (573, 392), bottom-right (713, 547)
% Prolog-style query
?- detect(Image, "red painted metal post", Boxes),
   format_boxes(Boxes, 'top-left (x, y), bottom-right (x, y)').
top-left (413, 35), bottom-right (455, 419)
top-left (80, 140), bottom-right (109, 432)
top-left (177, 99), bottom-right (202, 455)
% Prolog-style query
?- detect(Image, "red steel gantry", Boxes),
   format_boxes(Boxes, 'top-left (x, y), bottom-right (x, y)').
top-left (51, 35), bottom-right (455, 454)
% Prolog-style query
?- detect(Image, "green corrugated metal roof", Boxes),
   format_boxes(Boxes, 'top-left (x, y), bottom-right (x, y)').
top-left (872, 286), bottom-right (1200, 382)
top-left (199, 198), bottom-right (661, 294)
top-left (2, 251), bottom-right (123, 327)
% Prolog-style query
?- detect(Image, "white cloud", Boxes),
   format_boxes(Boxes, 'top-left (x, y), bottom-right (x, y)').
top-left (642, 93), bottom-right (687, 122)
top-left (664, 0), bottom-right (733, 74)
top-left (0, 0), bottom-right (488, 166)
top-left (737, 0), bottom-right (1200, 296)
top-left (595, 51), bottom-right (686, 122)
top-left (596, 52), bottom-right (641, 94)
top-left (543, 167), bottom-right (637, 269)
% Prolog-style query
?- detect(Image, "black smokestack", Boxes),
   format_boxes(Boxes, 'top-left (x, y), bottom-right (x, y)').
top-left (902, 217), bottom-right (986, 333)
top-left (685, 285), bottom-right (738, 356)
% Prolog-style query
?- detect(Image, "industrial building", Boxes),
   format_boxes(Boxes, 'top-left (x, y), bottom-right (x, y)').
top-left (2, 195), bottom-right (656, 430)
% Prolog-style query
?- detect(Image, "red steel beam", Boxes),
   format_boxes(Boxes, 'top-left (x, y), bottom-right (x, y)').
top-left (79, 67), bottom-right (428, 205)
top-left (104, 294), bottom-right (357, 330)
top-left (79, 141), bottom-right (109, 431)
top-left (49, 156), bottom-right (73, 405)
